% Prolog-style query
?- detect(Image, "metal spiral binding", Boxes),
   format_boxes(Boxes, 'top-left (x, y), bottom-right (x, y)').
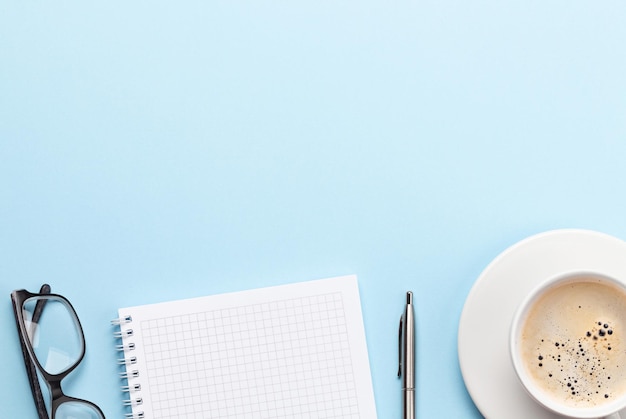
top-left (120, 370), bottom-right (139, 379)
top-left (117, 356), bottom-right (138, 366)
top-left (122, 383), bottom-right (142, 392)
top-left (123, 397), bottom-right (143, 407)
top-left (113, 328), bottom-right (134, 338)
top-left (111, 315), bottom-right (132, 325)
top-left (116, 342), bottom-right (136, 351)
top-left (113, 314), bottom-right (143, 418)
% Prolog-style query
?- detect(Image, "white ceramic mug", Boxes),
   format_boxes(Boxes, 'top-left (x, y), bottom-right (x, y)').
top-left (510, 271), bottom-right (626, 419)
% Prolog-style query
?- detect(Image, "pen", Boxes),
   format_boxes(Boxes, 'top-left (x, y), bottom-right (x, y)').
top-left (398, 291), bottom-right (415, 419)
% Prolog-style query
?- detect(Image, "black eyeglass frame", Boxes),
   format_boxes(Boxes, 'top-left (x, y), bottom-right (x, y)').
top-left (11, 285), bottom-right (105, 419)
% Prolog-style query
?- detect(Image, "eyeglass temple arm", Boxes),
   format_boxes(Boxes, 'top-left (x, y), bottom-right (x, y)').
top-left (14, 284), bottom-right (52, 419)
top-left (32, 284), bottom-right (51, 326)
top-left (16, 326), bottom-right (50, 419)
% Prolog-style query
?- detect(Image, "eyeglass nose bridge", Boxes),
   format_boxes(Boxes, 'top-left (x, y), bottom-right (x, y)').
top-left (48, 377), bottom-right (64, 403)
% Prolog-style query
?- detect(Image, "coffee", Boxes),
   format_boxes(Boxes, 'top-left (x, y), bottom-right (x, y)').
top-left (519, 276), bottom-right (626, 408)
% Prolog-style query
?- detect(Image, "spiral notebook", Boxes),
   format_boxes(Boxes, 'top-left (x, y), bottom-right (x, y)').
top-left (112, 275), bottom-right (377, 419)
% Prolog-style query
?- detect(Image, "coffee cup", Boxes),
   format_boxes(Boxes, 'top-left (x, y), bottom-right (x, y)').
top-left (510, 271), bottom-right (626, 418)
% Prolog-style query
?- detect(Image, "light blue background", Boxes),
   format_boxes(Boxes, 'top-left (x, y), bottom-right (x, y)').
top-left (2, 0), bottom-right (625, 417)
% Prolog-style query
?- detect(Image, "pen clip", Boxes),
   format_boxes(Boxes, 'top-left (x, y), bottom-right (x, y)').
top-left (398, 314), bottom-right (403, 377)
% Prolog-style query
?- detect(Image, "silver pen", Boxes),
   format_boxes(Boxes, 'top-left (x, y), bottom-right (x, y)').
top-left (398, 291), bottom-right (415, 419)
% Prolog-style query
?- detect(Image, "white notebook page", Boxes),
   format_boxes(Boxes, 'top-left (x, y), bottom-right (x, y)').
top-left (117, 275), bottom-right (377, 418)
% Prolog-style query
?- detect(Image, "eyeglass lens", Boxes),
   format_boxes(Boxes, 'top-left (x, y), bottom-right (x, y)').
top-left (55, 401), bottom-right (103, 419)
top-left (22, 296), bottom-right (84, 375)
top-left (23, 296), bottom-right (105, 418)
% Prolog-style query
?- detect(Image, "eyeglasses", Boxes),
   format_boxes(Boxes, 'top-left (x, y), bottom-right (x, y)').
top-left (11, 284), bottom-right (105, 419)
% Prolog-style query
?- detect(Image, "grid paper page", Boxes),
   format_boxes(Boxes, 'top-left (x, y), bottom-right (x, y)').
top-left (117, 275), bottom-right (377, 419)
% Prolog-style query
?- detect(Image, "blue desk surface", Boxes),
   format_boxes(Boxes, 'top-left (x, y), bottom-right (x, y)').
top-left (2, 1), bottom-right (626, 417)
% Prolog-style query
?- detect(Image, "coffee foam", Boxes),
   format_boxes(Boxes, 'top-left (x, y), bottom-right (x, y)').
top-left (520, 277), bottom-right (626, 408)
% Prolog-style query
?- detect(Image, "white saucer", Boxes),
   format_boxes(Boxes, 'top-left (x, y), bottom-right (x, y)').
top-left (458, 229), bottom-right (626, 418)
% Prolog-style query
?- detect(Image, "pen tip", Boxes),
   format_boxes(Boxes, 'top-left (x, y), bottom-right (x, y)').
top-left (406, 291), bottom-right (413, 304)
